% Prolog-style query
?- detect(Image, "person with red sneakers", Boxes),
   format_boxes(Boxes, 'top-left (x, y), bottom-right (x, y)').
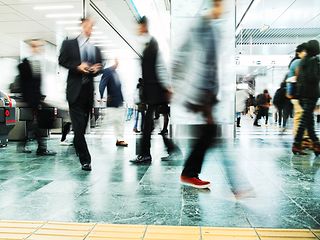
top-left (172, 0), bottom-right (224, 188)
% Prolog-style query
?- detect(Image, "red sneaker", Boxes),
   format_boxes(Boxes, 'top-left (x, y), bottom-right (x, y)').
top-left (180, 175), bottom-right (211, 189)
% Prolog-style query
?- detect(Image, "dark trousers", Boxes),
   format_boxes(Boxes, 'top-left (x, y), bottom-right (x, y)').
top-left (69, 84), bottom-right (92, 165)
top-left (61, 122), bottom-right (71, 142)
top-left (277, 106), bottom-right (290, 127)
top-left (182, 124), bottom-right (217, 178)
top-left (294, 99), bottom-right (319, 144)
top-left (140, 104), bottom-right (175, 156)
top-left (254, 107), bottom-right (268, 124)
top-left (18, 112), bottom-right (47, 151)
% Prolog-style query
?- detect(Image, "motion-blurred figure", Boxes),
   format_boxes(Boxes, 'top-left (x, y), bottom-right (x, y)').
top-left (172, 0), bottom-right (223, 188)
top-left (59, 17), bottom-right (102, 171)
top-left (130, 16), bottom-right (180, 164)
top-left (99, 59), bottom-right (128, 147)
top-left (292, 40), bottom-right (320, 155)
top-left (17, 39), bottom-right (56, 156)
top-left (235, 88), bottom-right (248, 128)
top-left (253, 89), bottom-right (271, 126)
top-left (133, 78), bottom-right (146, 133)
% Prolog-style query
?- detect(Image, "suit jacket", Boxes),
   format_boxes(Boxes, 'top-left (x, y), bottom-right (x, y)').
top-left (18, 58), bottom-right (42, 109)
top-left (58, 38), bottom-right (102, 106)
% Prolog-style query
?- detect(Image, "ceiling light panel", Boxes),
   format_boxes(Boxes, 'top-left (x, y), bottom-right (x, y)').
top-left (34, 5), bottom-right (74, 10)
top-left (46, 13), bottom-right (81, 18)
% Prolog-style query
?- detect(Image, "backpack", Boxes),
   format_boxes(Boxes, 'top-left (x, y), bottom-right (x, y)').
top-left (273, 88), bottom-right (285, 107)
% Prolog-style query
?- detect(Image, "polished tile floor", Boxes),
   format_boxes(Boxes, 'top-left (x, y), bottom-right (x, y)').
top-left (0, 118), bottom-right (320, 229)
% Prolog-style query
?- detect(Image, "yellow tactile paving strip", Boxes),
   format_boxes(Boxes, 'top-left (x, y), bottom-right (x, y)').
top-left (0, 220), bottom-right (319, 240)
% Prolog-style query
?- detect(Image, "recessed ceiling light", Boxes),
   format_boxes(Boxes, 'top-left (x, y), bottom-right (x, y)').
top-left (34, 5), bottom-right (74, 10)
top-left (46, 13), bottom-right (81, 18)
top-left (56, 20), bottom-right (81, 25)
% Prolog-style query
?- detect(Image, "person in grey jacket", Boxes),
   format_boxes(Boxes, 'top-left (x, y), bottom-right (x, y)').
top-left (172, 0), bottom-right (223, 189)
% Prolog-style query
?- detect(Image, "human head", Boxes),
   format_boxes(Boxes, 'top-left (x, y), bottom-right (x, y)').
top-left (296, 42), bottom-right (308, 59)
top-left (27, 39), bottom-right (43, 55)
top-left (263, 89), bottom-right (269, 95)
top-left (137, 16), bottom-right (148, 35)
top-left (306, 40), bottom-right (320, 57)
top-left (81, 17), bottom-right (94, 38)
top-left (210, 0), bottom-right (223, 19)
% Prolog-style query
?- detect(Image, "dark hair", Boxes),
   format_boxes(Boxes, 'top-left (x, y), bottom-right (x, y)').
top-left (288, 42), bottom-right (308, 68)
top-left (138, 16), bottom-right (148, 25)
top-left (80, 17), bottom-right (92, 24)
top-left (263, 89), bottom-right (268, 94)
top-left (306, 40), bottom-right (320, 57)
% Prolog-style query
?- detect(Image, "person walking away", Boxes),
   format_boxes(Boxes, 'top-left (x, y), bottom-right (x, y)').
top-left (99, 59), bottom-right (128, 147)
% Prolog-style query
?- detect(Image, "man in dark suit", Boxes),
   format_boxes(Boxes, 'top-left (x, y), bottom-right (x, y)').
top-left (59, 17), bottom-right (102, 171)
top-left (130, 16), bottom-right (180, 164)
top-left (17, 39), bottom-right (56, 156)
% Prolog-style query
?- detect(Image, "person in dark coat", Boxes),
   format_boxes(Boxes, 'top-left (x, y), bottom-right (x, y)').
top-left (59, 17), bottom-right (102, 171)
top-left (292, 40), bottom-right (320, 155)
top-left (17, 39), bottom-right (56, 156)
top-left (130, 16), bottom-right (180, 164)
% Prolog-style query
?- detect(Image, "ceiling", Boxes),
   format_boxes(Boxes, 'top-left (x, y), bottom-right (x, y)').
top-left (236, 0), bottom-right (320, 54)
top-left (0, 0), bottom-right (169, 59)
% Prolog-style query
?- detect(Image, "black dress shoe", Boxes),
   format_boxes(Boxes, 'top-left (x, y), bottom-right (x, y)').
top-left (36, 150), bottom-right (57, 156)
top-left (130, 155), bottom-right (152, 164)
top-left (82, 164), bottom-right (92, 171)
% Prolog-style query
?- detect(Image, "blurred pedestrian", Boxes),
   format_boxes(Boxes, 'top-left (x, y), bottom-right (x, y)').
top-left (130, 16), bottom-right (181, 164)
top-left (100, 59), bottom-right (128, 147)
top-left (17, 39), bottom-right (56, 156)
top-left (172, 0), bottom-right (223, 188)
top-left (292, 40), bottom-right (320, 155)
top-left (59, 17), bottom-right (102, 171)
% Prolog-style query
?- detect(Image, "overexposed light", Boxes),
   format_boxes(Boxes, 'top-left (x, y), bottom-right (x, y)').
top-left (64, 26), bottom-right (81, 30)
top-left (90, 36), bottom-right (109, 40)
top-left (90, 40), bottom-right (112, 44)
top-left (94, 44), bottom-right (114, 47)
top-left (91, 31), bottom-right (103, 35)
top-left (46, 13), bottom-right (81, 18)
top-left (34, 5), bottom-right (74, 10)
top-left (56, 20), bottom-right (81, 25)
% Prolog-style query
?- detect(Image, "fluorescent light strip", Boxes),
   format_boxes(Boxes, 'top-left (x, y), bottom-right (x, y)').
top-left (91, 31), bottom-right (104, 35)
top-left (94, 44), bottom-right (113, 47)
top-left (34, 5), bottom-right (74, 10)
top-left (90, 36), bottom-right (109, 39)
top-left (46, 13), bottom-right (81, 18)
top-left (56, 20), bottom-right (81, 25)
top-left (65, 27), bottom-right (81, 30)
top-left (91, 40), bottom-right (112, 43)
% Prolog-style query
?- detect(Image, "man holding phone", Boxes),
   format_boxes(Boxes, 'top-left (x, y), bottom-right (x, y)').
top-left (59, 17), bottom-right (102, 171)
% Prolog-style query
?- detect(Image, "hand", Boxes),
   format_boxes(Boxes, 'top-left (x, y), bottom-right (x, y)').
top-left (77, 62), bottom-right (90, 74)
top-left (89, 63), bottom-right (102, 74)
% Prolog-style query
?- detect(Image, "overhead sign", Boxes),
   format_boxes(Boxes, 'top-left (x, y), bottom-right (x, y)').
top-left (236, 55), bottom-right (292, 66)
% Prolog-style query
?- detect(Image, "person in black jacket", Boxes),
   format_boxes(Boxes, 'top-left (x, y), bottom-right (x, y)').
top-left (292, 40), bottom-right (320, 155)
top-left (130, 16), bottom-right (180, 164)
top-left (17, 39), bottom-right (56, 156)
top-left (59, 17), bottom-right (102, 171)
